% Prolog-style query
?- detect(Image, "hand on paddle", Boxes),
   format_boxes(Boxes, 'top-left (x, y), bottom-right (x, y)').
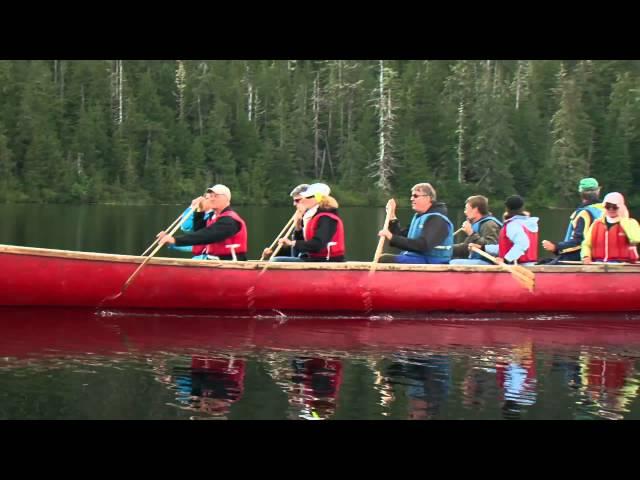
top-left (462, 220), bottom-right (473, 236)
top-left (542, 240), bottom-right (556, 252)
top-left (468, 242), bottom-right (482, 252)
top-left (468, 242), bottom-right (504, 262)
top-left (156, 231), bottom-right (176, 246)
top-left (278, 237), bottom-right (295, 247)
top-left (378, 198), bottom-right (396, 240)
top-left (190, 195), bottom-right (208, 211)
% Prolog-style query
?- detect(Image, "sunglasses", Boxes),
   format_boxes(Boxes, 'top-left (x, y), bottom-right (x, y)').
top-left (411, 194), bottom-right (428, 199)
top-left (293, 198), bottom-right (302, 203)
top-left (605, 204), bottom-right (619, 211)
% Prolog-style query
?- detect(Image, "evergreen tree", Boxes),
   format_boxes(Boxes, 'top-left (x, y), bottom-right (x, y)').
top-left (547, 67), bottom-right (593, 205)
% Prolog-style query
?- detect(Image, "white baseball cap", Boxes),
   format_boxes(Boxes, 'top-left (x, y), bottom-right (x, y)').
top-left (206, 184), bottom-right (231, 200)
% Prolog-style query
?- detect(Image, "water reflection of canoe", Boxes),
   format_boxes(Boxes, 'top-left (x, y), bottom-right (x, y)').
top-left (1, 307), bottom-right (640, 358)
top-left (1, 244), bottom-right (640, 313)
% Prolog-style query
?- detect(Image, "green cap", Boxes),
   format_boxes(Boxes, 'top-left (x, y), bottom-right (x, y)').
top-left (578, 177), bottom-right (599, 192)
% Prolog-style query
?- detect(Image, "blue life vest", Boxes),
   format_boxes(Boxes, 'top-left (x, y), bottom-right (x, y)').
top-left (563, 204), bottom-right (604, 242)
top-left (469, 215), bottom-right (503, 260)
top-left (401, 212), bottom-right (454, 264)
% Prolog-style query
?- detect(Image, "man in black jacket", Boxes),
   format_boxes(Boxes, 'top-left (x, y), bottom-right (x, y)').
top-left (378, 183), bottom-right (454, 264)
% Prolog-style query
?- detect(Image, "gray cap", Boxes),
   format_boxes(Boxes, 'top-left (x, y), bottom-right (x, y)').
top-left (289, 184), bottom-right (310, 197)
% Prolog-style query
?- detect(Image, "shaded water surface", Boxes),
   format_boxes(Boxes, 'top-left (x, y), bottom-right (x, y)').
top-left (1, 308), bottom-right (640, 420)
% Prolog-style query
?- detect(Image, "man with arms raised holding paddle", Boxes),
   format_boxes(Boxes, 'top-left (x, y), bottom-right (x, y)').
top-left (157, 184), bottom-right (248, 261)
top-left (377, 182), bottom-right (454, 264)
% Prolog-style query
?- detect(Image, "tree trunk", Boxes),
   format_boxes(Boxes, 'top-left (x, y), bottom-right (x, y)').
top-left (515, 61), bottom-right (522, 110)
top-left (457, 100), bottom-right (465, 184)
top-left (197, 95), bottom-right (203, 136)
top-left (176, 60), bottom-right (186, 121)
top-left (118, 60), bottom-right (123, 125)
top-left (313, 73), bottom-right (320, 178)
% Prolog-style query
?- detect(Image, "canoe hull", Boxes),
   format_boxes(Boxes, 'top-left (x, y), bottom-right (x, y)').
top-left (1, 244), bottom-right (639, 313)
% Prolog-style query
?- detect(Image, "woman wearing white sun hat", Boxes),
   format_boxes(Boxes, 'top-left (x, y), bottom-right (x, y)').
top-left (275, 182), bottom-right (346, 262)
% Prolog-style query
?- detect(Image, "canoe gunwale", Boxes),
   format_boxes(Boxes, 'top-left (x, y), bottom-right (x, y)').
top-left (1, 243), bottom-right (639, 274)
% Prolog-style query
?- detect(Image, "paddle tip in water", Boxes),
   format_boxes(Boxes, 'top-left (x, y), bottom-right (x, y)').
top-left (96, 291), bottom-right (123, 311)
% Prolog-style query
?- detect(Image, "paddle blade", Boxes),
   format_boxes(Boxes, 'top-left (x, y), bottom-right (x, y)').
top-left (509, 269), bottom-right (535, 292)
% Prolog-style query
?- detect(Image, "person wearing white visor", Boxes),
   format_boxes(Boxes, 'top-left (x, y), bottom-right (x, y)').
top-left (275, 182), bottom-right (346, 262)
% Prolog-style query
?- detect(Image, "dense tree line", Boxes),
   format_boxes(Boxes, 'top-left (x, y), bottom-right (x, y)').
top-left (0, 60), bottom-right (638, 208)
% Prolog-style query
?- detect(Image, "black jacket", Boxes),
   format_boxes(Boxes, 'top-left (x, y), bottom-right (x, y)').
top-left (174, 207), bottom-right (246, 260)
top-left (389, 202), bottom-right (451, 254)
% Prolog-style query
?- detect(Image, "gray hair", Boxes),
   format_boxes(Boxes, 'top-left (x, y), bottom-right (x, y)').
top-left (412, 183), bottom-right (437, 201)
top-left (289, 183), bottom-right (310, 197)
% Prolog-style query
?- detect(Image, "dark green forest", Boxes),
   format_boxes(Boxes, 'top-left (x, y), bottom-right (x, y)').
top-left (0, 60), bottom-right (639, 208)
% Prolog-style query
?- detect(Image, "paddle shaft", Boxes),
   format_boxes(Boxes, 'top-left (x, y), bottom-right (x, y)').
top-left (141, 211), bottom-right (184, 256)
top-left (470, 246), bottom-right (535, 289)
top-left (142, 192), bottom-right (209, 256)
top-left (121, 205), bottom-right (197, 293)
top-left (260, 212), bottom-right (297, 261)
top-left (267, 221), bottom-right (298, 262)
top-left (257, 221), bottom-right (299, 276)
top-left (372, 210), bottom-right (393, 264)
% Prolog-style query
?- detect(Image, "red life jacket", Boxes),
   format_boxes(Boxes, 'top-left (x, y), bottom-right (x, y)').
top-left (498, 218), bottom-right (538, 263)
top-left (589, 219), bottom-right (639, 262)
top-left (291, 358), bottom-right (343, 418)
top-left (203, 209), bottom-right (248, 257)
top-left (190, 356), bottom-right (245, 401)
top-left (585, 358), bottom-right (632, 391)
top-left (304, 212), bottom-right (345, 259)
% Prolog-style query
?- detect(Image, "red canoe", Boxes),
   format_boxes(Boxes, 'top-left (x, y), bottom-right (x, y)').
top-left (1, 244), bottom-right (639, 313)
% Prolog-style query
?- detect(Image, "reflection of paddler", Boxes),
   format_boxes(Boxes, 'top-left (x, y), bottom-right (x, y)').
top-left (579, 353), bottom-right (638, 414)
top-left (495, 342), bottom-right (537, 407)
top-left (386, 352), bottom-right (451, 420)
top-left (367, 358), bottom-right (395, 414)
top-left (290, 357), bottom-right (343, 420)
top-left (190, 355), bottom-right (245, 402)
top-left (172, 355), bottom-right (246, 416)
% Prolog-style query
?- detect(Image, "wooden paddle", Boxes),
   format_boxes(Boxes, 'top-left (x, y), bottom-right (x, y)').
top-left (370, 204), bottom-right (393, 275)
top-left (470, 246), bottom-right (535, 292)
top-left (259, 221), bottom-right (298, 274)
top-left (107, 205), bottom-right (198, 302)
top-left (140, 210), bottom-right (185, 256)
top-left (259, 212), bottom-right (297, 261)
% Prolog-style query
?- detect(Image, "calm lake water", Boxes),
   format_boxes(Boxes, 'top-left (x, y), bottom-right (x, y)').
top-left (1, 204), bottom-right (639, 420)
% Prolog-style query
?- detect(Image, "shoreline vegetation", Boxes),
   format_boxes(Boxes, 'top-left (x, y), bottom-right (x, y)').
top-left (1, 60), bottom-right (639, 211)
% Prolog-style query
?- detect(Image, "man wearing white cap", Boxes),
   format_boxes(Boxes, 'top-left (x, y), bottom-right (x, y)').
top-left (581, 192), bottom-right (640, 264)
top-left (275, 182), bottom-right (346, 262)
top-left (157, 184), bottom-right (248, 261)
